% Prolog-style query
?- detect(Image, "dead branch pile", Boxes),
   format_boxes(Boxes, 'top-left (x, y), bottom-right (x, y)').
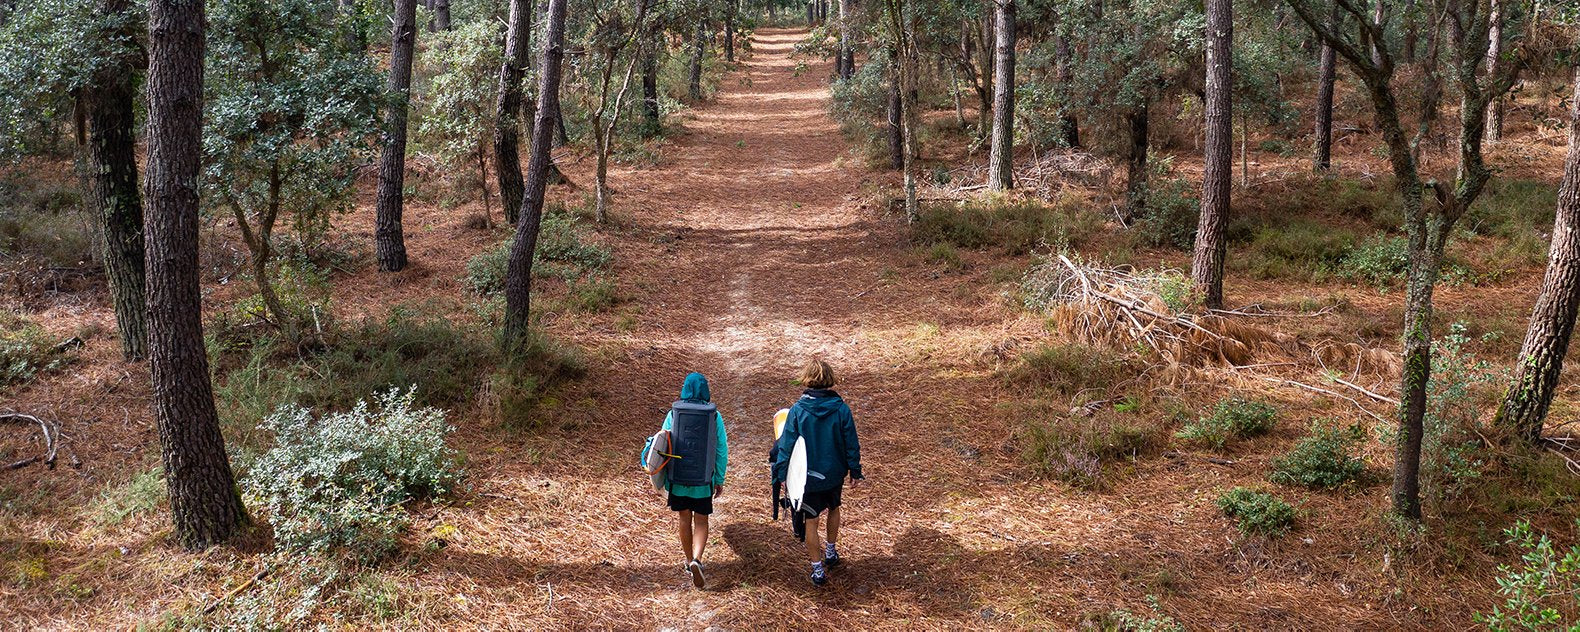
top-left (1025, 254), bottom-right (1399, 379)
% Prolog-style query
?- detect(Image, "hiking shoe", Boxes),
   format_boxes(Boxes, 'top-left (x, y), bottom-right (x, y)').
top-left (810, 562), bottom-right (827, 586)
top-left (689, 560), bottom-right (706, 589)
top-left (824, 549), bottom-right (842, 568)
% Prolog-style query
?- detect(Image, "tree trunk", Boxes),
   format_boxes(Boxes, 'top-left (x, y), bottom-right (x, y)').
top-left (145, 0), bottom-right (246, 550)
top-left (433, 0), bottom-right (450, 31)
top-left (725, 0), bottom-right (736, 63)
top-left (1404, 0), bottom-right (1417, 63)
top-left (503, 0), bottom-right (567, 348)
top-left (1484, 0), bottom-right (1504, 143)
top-left (807, 2), bottom-right (814, 26)
top-left (1123, 106), bottom-right (1149, 223)
top-left (1054, 32), bottom-right (1079, 148)
top-left (899, 12), bottom-right (919, 222)
top-left (688, 19), bottom-right (705, 102)
top-left (837, 0), bottom-right (854, 80)
top-left (1497, 66), bottom-right (1580, 441)
top-left (887, 55), bottom-right (903, 170)
top-left (986, 0), bottom-right (1015, 191)
top-left (978, 5), bottom-right (993, 138)
top-left (83, 0), bottom-right (146, 361)
top-left (1192, 0), bottom-right (1232, 310)
top-left (494, 0), bottom-right (531, 225)
top-left (375, 0), bottom-right (417, 272)
top-left (641, 36), bottom-right (660, 136)
top-left (1313, 2), bottom-right (1338, 173)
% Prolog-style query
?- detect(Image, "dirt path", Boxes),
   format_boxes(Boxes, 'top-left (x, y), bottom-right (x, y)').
top-left (400, 29), bottom-right (1416, 629)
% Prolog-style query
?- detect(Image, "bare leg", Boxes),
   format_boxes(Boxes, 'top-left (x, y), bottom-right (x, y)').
top-left (803, 515), bottom-right (824, 563)
top-left (826, 507), bottom-right (841, 547)
top-left (676, 509), bottom-right (694, 563)
top-left (692, 513), bottom-right (710, 562)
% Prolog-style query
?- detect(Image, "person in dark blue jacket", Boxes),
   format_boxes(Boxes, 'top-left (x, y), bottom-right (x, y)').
top-left (772, 359), bottom-right (863, 586)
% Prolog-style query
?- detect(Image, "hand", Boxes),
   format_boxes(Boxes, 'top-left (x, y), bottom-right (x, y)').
top-left (849, 477), bottom-right (862, 489)
top-left (713, 484), bottom-right (724, 499)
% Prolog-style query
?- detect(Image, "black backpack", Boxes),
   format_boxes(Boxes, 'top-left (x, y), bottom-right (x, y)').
top-left (668, 400), bottom-right (718, 487)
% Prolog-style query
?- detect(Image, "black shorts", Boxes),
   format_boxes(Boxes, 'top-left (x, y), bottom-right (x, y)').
top-left (800, 485), bottom-right (842, 517)
top-left (668, 492), bottom-right (713, 515)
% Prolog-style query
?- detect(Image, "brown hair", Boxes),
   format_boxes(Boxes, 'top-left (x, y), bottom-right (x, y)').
top-left (799, 358), bottom-right (836, 389)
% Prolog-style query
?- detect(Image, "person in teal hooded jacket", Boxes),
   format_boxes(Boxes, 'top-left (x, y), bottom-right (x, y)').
top-left (641, 372), bottom-right (727, 589)
top-left (772, 359), bottom-right (862, 586)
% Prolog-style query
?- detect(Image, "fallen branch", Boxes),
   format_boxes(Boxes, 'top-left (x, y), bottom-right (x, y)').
top-left (1250, 376), bottom-right (1389, 425)
top-left (1330, 376), bottom-right (1399, 406)
top-left (1, 412), bottom-right (58, 470)
top-left (203, 566), bottom-right (273, 615)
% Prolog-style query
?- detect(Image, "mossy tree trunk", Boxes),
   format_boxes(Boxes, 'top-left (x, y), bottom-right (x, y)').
top-left (83, 0), bottom-right (146, 361)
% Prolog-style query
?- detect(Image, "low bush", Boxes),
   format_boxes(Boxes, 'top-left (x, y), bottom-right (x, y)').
top-left (488, 327), bottom-right (587, 429)
top-left (243, 388), bottom-right (460, 563)
top-left (1005, 342), bottom-right (1132, 397)
top-left (1269, 421), bottom-right (1367, 490)
top-left (914, 197), bottom-right (1101, 255)
top-left (1176, 397), bottom-right (1278, 449)
top-left (1216, 487), bottom-right (1296, 537)
top-left (1337, 234), bottom-right (1410, 288)
top-left (1234, 220), bottom-right (1357, 281)
top-left (1, 312), bottom-right (78, 388)
top-left (464, 213), bottom-right (613, 295)
top-left (1132, 175), bottom-right (1199, 250)
top-left (0, 176), bottom-right (95, 269)
top-left (1024, 413), bottom-right (1156, 489)
top-left (1474, 519), bottom-right (1580, 630)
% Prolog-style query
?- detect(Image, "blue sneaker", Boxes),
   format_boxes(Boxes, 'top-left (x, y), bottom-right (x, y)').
top-left (810, 561), bottom-right (827, 586)
top-left (824, 543), bottom-right (842, 567)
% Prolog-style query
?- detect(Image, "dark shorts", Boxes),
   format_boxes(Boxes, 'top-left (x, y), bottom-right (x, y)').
top-left (800, 485), bottom-right (843, 518)
top-left (668, 492), bottom-right (713, 515)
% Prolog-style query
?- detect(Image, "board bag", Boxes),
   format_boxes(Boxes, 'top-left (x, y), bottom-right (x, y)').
top-left (667, 400), bottom-right (718, 487)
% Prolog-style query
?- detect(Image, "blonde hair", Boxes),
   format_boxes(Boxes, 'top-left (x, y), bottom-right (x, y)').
top-left (799, 358), bottom-right (836, 389)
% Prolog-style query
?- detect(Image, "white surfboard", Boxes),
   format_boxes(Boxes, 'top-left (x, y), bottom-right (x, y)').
top-left (645, 430), bottom-right (671, 491)
top-left (785, 436), bottom-right (808, 511)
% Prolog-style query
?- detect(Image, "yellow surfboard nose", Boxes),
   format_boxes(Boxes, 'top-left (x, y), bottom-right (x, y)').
top-left (772, 408), bottom-right (789, 439)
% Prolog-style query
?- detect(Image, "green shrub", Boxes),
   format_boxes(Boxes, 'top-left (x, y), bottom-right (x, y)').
top-left (1132, 176), bottom-right (1198, 250)
top-left (0, 177), bottom-right (95, 269)
top-left (1269, 421), bottom-right (1367, 490)
top-left (1422, 323), bottom-right (1501, 509)
top-left (1216, 487), bottom-right (1296, 537)
top-left (243, 388), bottom-right (460, 562)
top-left (1474, 519), bottom-right (1580, 630)
top-left (1176, 397), bottom-right (1277, 449)
top-left (1099, 596), bottom-right (1186, 632)
top-left (1236, 220), bottom-right (1357, 281)
top-left (463, 213), bottom-right (613, 295)
top-left (922, 242), bottom-right (964, 271)
top-left (490, 328), bottom-right (587, 429)
top-left (0, 313), bottom-right (77, 387)
top-left (1006, 342), bottom-right (1132, 396)
top-left (1338, 234), bottom-right (1410, 288)
top-left (1024, 413), bottom-right (1156, 489)
top-left (915, 198), bottom-right (1101, 255)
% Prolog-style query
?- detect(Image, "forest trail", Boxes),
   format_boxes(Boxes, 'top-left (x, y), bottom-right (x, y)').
top-left (393, 29), bottom-right (1396, 628)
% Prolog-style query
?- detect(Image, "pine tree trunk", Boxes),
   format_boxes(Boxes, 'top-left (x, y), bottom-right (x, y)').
top-left (145, 0), bottom-right (246, 550)
top-left (83, 0), bottom-right (146, 361)
top-left (688, 19), bottom-right (705, 102)
top-left (1192, 0), bottom-right (1232, 310)
top-left (837, 0), bottom-right (853, 80)
top-left (1497, 66), bottom-right (1580, 442)
top-left (433, 0), bottom-right (450, 31)
top-left (977, 6), bottom-right (993, 138)
top-left (375, 0), bottom-right (417, 272)
top-left (1054, 32), bottom-right (1079, 148)
top-left (503, 0), bottom-right (567, 348)
top-left (1313, 2), bottom-right (1338, 173)
top-left (1484, 0), bottom-right (1504, 143)
top-left (641, 37), bottom-right (660, 135)
top-left (494, 0), bottom-right (531, 225)
top-left (986, 0), bottom-right (1015, 191)
top-left (1123, 106), bottom-right (1149, 223)
top-left (725, 0), bottom-right (736, 63)
top-left (887, 54), bottom-right (904, 170)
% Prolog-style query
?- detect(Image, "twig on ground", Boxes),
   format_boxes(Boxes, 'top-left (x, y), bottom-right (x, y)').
top-left (1249, 376), bottom-right (1389, 425)
top-left (1330, 376), bottom-right (1399, 406)
top-left (203, 565), bottom-right (273, 615)
top-left (1, 411), bottom-right (59, 470)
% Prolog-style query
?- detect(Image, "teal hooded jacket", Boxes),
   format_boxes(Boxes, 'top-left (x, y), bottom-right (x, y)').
top-left (640, 372), bottom-right (728, 499)
top-left (772, 389), bottom-right (862, 493)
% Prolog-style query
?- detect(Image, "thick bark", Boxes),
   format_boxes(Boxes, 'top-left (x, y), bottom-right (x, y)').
top-left (986, 0), bottom-right (1015, 191)
top-left (887, 56), bottom-right (903, 170)
top-left (978, 6), bottom-right (993, 137)
top-left (494, 0), bottom-right (531, 225)
top-left (1484, 0), bottom-right (1504, 143)
top-left (83, 0), bottom-right (146, 361)
top-left (503, 0), bottom-right (567, 347)
top-left (1497, 66), bottom-right (1580, 441)
top-left (688, 19), bottom-right (705, 102)
top-left (145, 0), bottom-right (246, 550)
top-left (1313, 3), bottom-right (1338, 172)
top-left (1192, 0), bottom-right (1232, 310)
top-left (725, 0), bottom-right (736, 63)
top-left (1054, 32), bottom-right (1078, 148)
top-left (375, 0), bottom-right (417, 272)
top-left (1123, 107), bottom-right (1149, 222)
